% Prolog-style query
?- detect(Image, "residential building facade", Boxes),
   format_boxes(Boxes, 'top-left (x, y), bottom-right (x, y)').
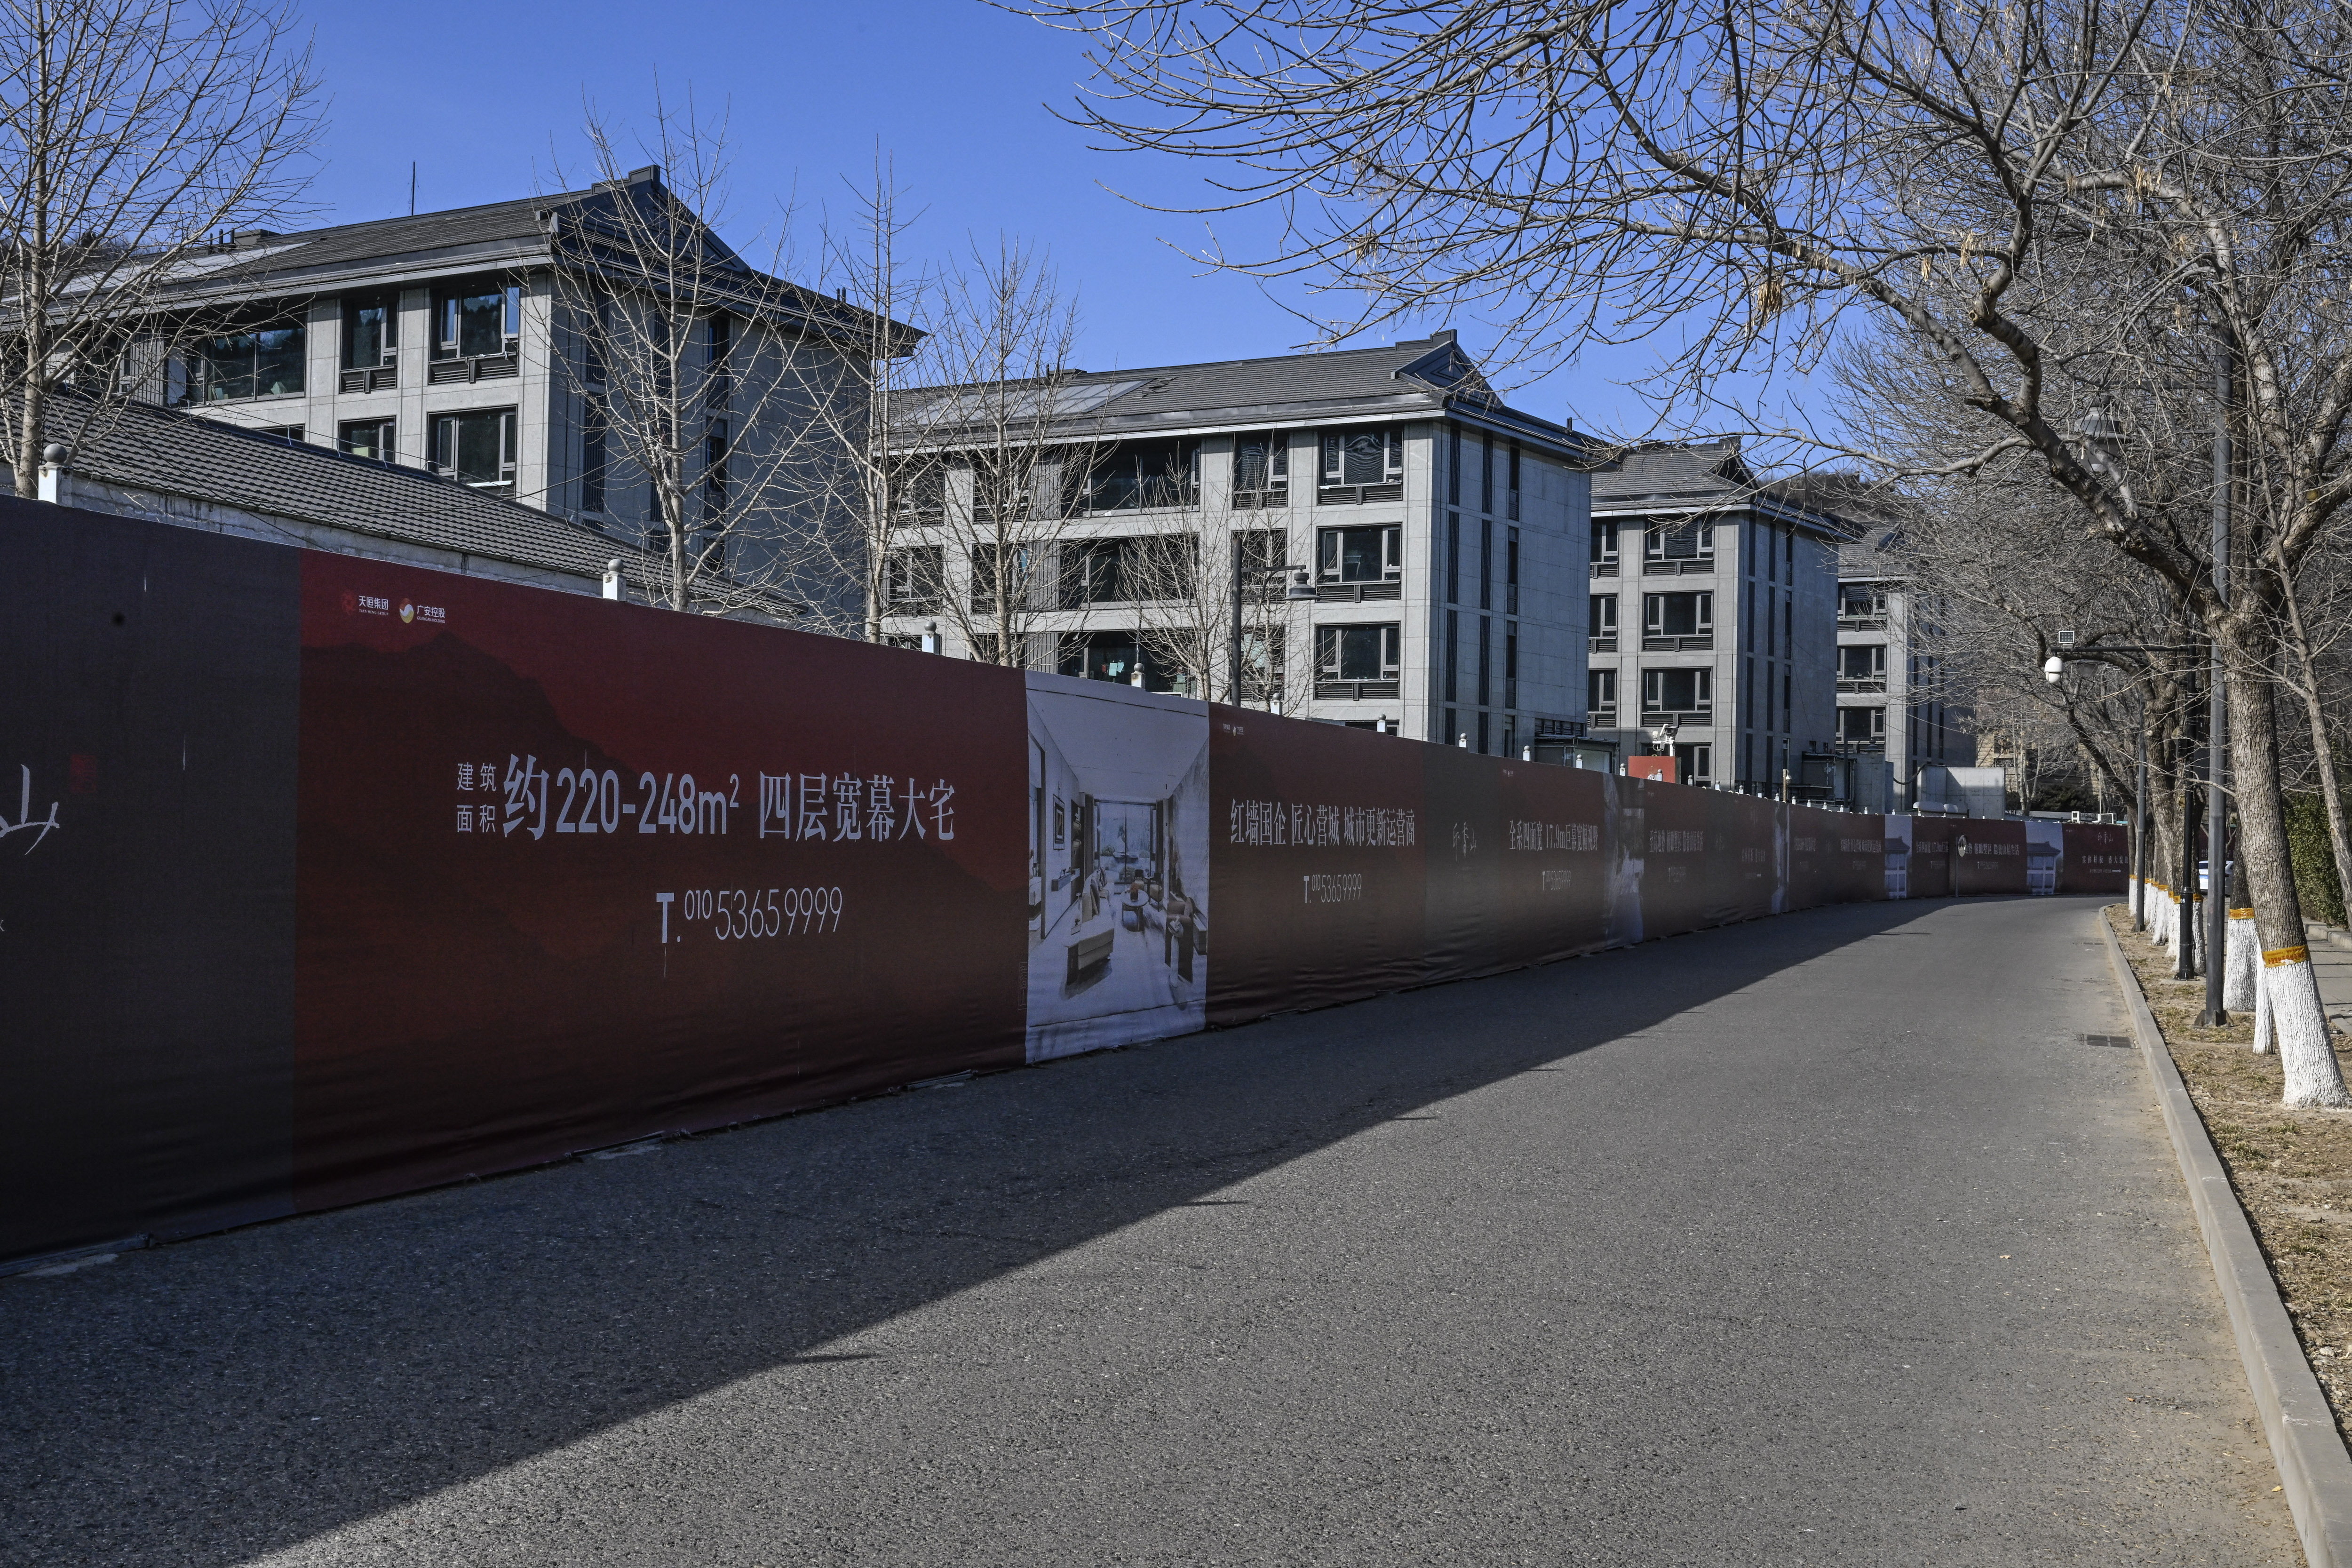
top-left (1586, 440), bottom-right (1843, 792)
top-left (108, 167), bottom-right (886, 611)
top-left (881, 333), bottom-right (1602, 754)
top-left (1835, 521), bottom-right (1971, 809)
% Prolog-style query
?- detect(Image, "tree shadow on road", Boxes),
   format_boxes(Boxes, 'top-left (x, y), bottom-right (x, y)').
top-left (0, 895), bottom-right (2040, 1567)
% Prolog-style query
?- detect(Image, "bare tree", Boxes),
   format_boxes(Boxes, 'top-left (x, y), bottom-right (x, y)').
top-left (1118, 491), bottom-right (1312, 708)
top-left (1027, 0), bottom-right (2352, 1106)
top-left (0, 0), bottom-right (318, 496)
top-left (802, 159), bottom-right (938, 642)
top-left (544, 93), bottom-right (862, 617)
top-left (883, 240), bottom-right (1092, 667)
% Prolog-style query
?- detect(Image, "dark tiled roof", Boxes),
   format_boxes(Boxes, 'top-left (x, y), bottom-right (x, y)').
top-left (1590, 438), bottom-right (1857, 538)
top-left (42, 396), bottom-right (677, 592)
top-left (897, 332), bottom-right (1586, 455)
top-left (156, 177), bottom-right (898, 347)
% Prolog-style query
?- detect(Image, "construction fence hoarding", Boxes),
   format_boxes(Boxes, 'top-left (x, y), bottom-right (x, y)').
top-left (0, 500), bottom-right (2127, 1266)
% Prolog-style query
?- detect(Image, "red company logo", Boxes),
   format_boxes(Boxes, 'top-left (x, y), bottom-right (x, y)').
top-left (340, 589), bottom-right (358, 615)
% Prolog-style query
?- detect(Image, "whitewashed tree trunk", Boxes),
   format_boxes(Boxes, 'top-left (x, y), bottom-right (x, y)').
top-left (2233, 674), bottom-right (2350, 1106)
top-left (2253, 964), bottom-right (2276, 1055)
top-left (2225, 908), bottom-right (2258, 1011)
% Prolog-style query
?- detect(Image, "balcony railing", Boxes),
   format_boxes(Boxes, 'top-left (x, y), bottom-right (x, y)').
top-left (1643, 633), bottom-right (1714, 652)
top-left (1642, 557), bottom-right (1715, 575)
top-left (1838, 613), bottom-right (1888, 630)
top-left (428, 354), bottom-right (520, 385)
top-left (1590, 559), bottom-right (1621, 577)
top-left (1639, 706), bottom-right (1713, 727)
top-left (1231, 486), bottom-right (1290, 511)
top-left (1590, 705), bottom-right (1619, 726)
top-left (339, 366), bottom-right (397, 393)
top-left (1315, 678), bottom-right (1401, 700)
top-left (1315, 580), bottom-right (1403, 602)
top-left (1836, 676), bottom-right (1887, 692)
top-left (1589, 634), bottom-right (1618, 653)
top-left (1316, 480), bottom-right (1403, 505)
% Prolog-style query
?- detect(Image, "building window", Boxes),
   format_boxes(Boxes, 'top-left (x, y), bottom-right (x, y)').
top-left (1642, 666), bottom-right (1713, 716)
top-left (1317, 523), bottom-right (1400, 583)
top-left (1504, 623), bottom-right (1518, 711)
top-left (431, 409), bottom-right (516, 494)
top-left (1591, 519), bottom-right (1619, 568)
top-left (1233, 432), bottom-right (1288, 502)
top-left (1059, 629), bottom-right (1172, 690)
top-left (187, 318), bottom-right (304, 402)
top-left (338, 418), bottom-right (395, 462)
top-left (706, 313), bottom-right (733, 409)
top-left (1506, 443), bottom-right (1521, 521)
top-left (1674, 742), bottom-right (1713, 784)
top-left (434, 283), bottom-right (520, 360)
top-left (885, 545), bottom-right (944, 612)
top-left (1447, 425), bottom-right (1461, 506)
top-left (1840, 706), bottom-right (1887, 743)
top-left (1506, 525), bottom-right (1520, 614)
top-left (1477, 711), bottom-right (1490, 754)
top-left (1446, 513), bottom-right (1461, 602)
top-left (1319, 427), bottom-right (1403, 490)
top-left (1479, 517), bottom-right (1493, 610)
top-left (1062, 534), bottom-right (1194, 607)
top-left (1319, 622), bottom-right (1400, 682)
top-left (1840, 585), bottom-right (1889, 622)
top-left (1444, 608), bottom-right (1458, 701)
top-left (1643, 591), bottom-right (1714, 638)
top-left (1479, 434), bottom-right (1493, 514)
top-left (703, 421), bottom-right (729, 521)
top-left (580, 399), bottom-right (606, 514)
top-left (1645, 519), bottom-right (1715, 563)
top-left (1590, 594), bottom-right (1618, 646)
top-left (1443, 707), bottom-right (1458, 745)
top-left (342, 294), bottom-right (397, 369)
top-left (1477, 613), bottom-right (1491, 705)
top-left (1840, 644), bottom-right (1888, 685)
top-left (1087, 438), bottom-right (1199, 512)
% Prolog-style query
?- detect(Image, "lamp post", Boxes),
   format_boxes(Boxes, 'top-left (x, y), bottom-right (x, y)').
top-left (1230, 561), bottom-right (1318, 710)
top-left (2046, 642), bottom-right (2200, 955)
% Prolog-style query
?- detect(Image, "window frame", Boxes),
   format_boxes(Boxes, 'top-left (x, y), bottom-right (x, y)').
top-left (337, 417), bottom-right (395, 462)
top-left (429, 407), bottom-right (518, 494)
top-left (1316, 621), bottom-right (1402, 683)
top-left (1316, 523), bottom-right (1403, 584)
top-left (432, 281), bottom-right (522, 362)
top-left (1319, 426), bottom-right (1404, 487)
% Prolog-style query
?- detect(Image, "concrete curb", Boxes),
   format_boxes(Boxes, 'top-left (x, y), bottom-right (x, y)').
top-left (2101, 908), bottom-right (2352, 1568)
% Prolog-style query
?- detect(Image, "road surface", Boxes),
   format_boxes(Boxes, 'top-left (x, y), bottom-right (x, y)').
top-left (1, 895), bottom-right (2301, 1565)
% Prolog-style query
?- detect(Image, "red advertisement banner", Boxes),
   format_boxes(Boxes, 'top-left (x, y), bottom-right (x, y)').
top-left (293, 554), bottom-right (1030, 1212)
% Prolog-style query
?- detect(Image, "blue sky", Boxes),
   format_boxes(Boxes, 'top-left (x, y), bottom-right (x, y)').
top-left (298, 0), bottom-right (1687, 438)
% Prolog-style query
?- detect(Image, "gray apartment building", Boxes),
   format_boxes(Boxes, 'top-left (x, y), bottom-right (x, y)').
top-left (1586, 440), bottom-right (1843, 792)
top-left (107, 168), bottom-right (881, 600)
top-left (882, 333), bottom-right (1603, 754)
top-left (1835, 515), bottom-right (1970, 807)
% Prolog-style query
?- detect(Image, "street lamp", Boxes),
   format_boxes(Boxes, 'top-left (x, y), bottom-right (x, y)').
top-left (2046, 641), bottom-right (2204, 979)
top-left (1230, 561), bottom-right (1318, 710)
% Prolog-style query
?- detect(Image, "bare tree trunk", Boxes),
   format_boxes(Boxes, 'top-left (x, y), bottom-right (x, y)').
top-left (2229, 662), bottom-right (2350, 1105)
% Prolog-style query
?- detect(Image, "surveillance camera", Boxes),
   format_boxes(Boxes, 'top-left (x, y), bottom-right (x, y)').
top-left (2043, 654), bottom-right (2065, 685)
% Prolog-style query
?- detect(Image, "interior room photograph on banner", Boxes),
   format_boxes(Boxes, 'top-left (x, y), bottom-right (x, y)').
top-left (1025, 675), bottom-right (1211, 1061)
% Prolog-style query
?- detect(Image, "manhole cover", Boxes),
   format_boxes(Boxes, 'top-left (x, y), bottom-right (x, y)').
top-left (2083, 1033), bottom-right (2134, 1049)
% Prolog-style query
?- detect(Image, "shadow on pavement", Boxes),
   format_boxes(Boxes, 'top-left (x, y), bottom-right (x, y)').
top-left (0, 896), bottom-right (1997, 1567)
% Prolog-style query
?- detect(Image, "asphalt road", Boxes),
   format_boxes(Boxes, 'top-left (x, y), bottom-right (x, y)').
top-left (1, 895), bottom-right (2302, 1566)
